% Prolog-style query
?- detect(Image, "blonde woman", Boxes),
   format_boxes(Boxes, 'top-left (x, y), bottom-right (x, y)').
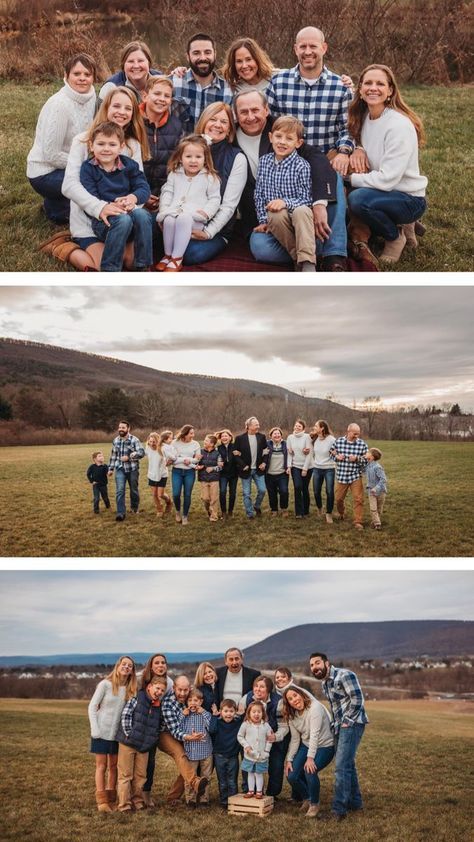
top-left (145, 432), bottom-right (172, 516)
top-left (194, 662), bottom-right (219, 712)
top-left (88, 655), bottom-right (137, 812)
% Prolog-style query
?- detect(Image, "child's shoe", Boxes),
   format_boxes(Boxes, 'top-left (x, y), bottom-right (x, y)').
top-left (244, 791), bottom-right (254, 799)
top-left (255, 792), bottom-right (263, 800)
top-left (164, 256), bottom-right (183, 272)
top-left (156, 255), bottom-right (171, 271)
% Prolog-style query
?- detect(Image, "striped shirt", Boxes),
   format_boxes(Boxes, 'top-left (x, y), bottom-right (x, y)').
top-left (108, 433), bottom-right (145, 474)
top-left (169, 69), bottom-right (233, 130)
top-left (254, 150), bottom-right (312, 223)
top-left (322, 665), bottom-right (369, 734)
top-left (265, 65), bottom-right (354, 153)
top-left (180, 709), bottom-right (213, 760)
top-left (330, 435), bottom-right (368, 483)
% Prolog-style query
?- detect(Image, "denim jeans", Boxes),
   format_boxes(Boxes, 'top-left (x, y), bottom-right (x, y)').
top-left (183, 234), bottom-right (228, 265)
top-left (291, 467), bottom-right (313, 516)
top-left (214, 753), bottom-right (239, 805)
top-left (241, 470), bottom-right (266, 517)
top-left (115, 469), bottom-right (140, 516)
top-left (265, 472), bottom-right (289, 511)
top-left (266, 732), bottom-right (290, 796)
top-left (219, 475), bottom-right (238, 514)
top-left (29, 169), bottom-right (70, 224)
top-left (171, 468), bottom-right (196, 516)
top-left (287, 743), bottom-right (335, 804)
top-left (92, 484), bottom-right (110, 513)
top-left (249, 173), bottom-right (347, 264)
top-left (313, 468), bottom-right (335, 513)
top-left (333, 723), bottom-right (365, 816)
top-left (347, 188), bottom-right (427, 241)
top-left (92, 207), bottom-right (153, 271)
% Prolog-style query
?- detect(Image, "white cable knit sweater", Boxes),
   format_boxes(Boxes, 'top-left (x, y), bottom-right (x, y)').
top-left (88, 679), bottom-right (127, 740)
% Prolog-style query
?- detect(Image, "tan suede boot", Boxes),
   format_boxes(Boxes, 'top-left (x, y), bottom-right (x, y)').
top-left (106, 789), bottom-right (117, 811)
top-left (380, 228), bottom-right (407, 263)
top-left (96, 790), bottom-right (112, 812)
top-left (306, 803), bottom-right (320, 817)
top-left (402, 222), bottom-right (418, 248)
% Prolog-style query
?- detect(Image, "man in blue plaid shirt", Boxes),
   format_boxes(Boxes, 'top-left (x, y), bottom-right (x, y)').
top-left (170, 33), bottom-right (233, 131)
top-left (159, 675), bottom-right (209, 805)
top-left (310, 652), bottom-right (368, 821)
top-left (107, 420), bottom-right (144, 522)
top-left (330, 423), bottom-right (368, 529)
top-left (266, 27), bottom-right (354, 176)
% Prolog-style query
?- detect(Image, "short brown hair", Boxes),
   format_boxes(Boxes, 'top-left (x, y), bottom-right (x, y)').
top-left (92, 451), bottom-right (103, 460)
top-left (148, 675), bottom-right (167, 688)
top-left (269, 426), bottom-right (283, 437)
top-left (65, 53), bottom-right (97, 81)
top-left (120, 40), bottom-right (153, 70)
top-left (204, 434), bottom-right (218, 446)
top-left (245, 700), bottom-right (267, 722)
top-left (253, 675), bottom-right (274, 694)
top-left (188, 686), bottom-right (204, 700)
top-left (145, 75), bottom-right (173, 93)
top-left (369, 447), bottom-right (382, 460)
top-left (89, 121), bottom-right (125, 146)
top-left (272, 115), bottom-right (305, 140)
top-left (220, 698), bottom-right (237, 711)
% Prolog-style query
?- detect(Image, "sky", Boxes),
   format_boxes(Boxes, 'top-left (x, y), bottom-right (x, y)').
top-left (0, 570), bottom-right (472, 655)
top-left (0, 285), bottom-right (473, 410)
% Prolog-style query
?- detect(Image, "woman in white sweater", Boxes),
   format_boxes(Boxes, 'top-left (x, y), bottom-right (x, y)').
top-left (347, 64), bottom-right (427, 264)
top-left (283, 687), bottom-right (335, 818)
top-left (88, 655), bottom-right (137, 812)
top-left (287, 419), bottom-right (314, 519)
top-left (27, 53), bottom-right (97, 224)
top-left (171, 424), bottom-right (201, 525)
top-left (312, 420), bottom-right (336, 524)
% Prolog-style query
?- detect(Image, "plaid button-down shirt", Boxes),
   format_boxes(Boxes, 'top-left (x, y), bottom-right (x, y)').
top-left (108, 433), bottom-right (145, 474)
top-left (322, 665), bottom-right (369, 734)
top-left (161, 693), bottom-right (189, 740)
top-left (121, 695), bottom-right (138, 736)
top-left (254, 150), bottom-right (312, 223)
top-left (180, 709), bottom-right (213, 760)
top-left (330, 435), bottom-right (368, 484)
top-left (266, 65), bottom-right (354, 153)
top-left (169, 69), bottom-right (233, 131)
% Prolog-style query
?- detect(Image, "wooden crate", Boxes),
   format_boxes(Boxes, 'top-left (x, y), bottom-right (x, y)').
top-left (228, 794), bottom-right (274, 817)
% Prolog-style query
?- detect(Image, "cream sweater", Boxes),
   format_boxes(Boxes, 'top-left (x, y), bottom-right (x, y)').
top-left (287, 432), bottom-right (313, 471)
top-left (286, 700), bottom-right (334, 761)
top-left (157, 168), bottom-right (221, 222)
top-left (88, 679), bottom-right (127, 740)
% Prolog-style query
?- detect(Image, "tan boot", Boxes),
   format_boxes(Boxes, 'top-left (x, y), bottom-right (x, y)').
top-left (300, 799), bottom-right (310, 811)
top-left (106, 789), bottom-right (117, 811)
top-left (380, 228), bottom-right (406, 263)
top-left (96, 790), bottom-right (112, 812)
top-left (306, 803), bottom-right (320, 817)
top-left (326, 513), bottom-right (333, 524)
top-left (402, 222), bottom-right (418, 248)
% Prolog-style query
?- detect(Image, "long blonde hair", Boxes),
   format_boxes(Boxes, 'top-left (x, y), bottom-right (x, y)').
top-left (106, 655), bottom-right (137, 700)
top-left (87, 86), bottom-right (150, 160)
top-left (348, 64), bottom-right (425, 147)
top-left (194, 661), bottom-right (218, 686)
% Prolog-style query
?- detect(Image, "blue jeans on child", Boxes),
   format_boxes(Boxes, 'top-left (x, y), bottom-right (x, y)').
top-left (28, 169), bottom-right (70, 224)
top-left (347, 188), bottom-right (427, 240)
top-left (92, 208), bottom-right (153, 271)
top-left (332, 723), bottom-right (365, 816)
top-left (92, 484), bottom-right (110, 513)
top-left (214, 753), bottom-right (239, 806)
top-left (313, 468), bottom-right (335, 513)
top-left (171, 468), bottom-right (196, 517)
top-left (287, 743), bottom-right (335, 804)
top-left (241, 470), bottom-right (266, 517)
top-left (115, 469), bottom-right (140, 517)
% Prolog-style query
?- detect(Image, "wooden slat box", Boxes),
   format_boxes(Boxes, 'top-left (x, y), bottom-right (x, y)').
top-left (228, 794), bottom-right (274, 817)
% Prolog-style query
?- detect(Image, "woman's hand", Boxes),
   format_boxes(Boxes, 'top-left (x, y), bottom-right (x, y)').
top-left (285, 761), bottom-right (293, 776)
top-left (349, 148), bottom-right (370, 173)
top-left (253, 223), bottom-right (268, 233)
top-left (331, 153), bottom-right (350, 176)
top-left (304, 757), bottom-right (317, 774)
top-left (341, 73), bottom-right (354, 90)
top-left (99, 202), bottom-right (127, 226)
top-left (170, 65), bottom-right (188, 78)
top-left (191, 228), bottom-right (210, 240)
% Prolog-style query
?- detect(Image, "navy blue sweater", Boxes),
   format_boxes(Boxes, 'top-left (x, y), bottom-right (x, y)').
top-left (80, 155), bottom-right (150, 205)
top-left (209, 713), bottom-right (243, 756)
top-left (197, 682), bottom-right (219, 713)
top-left (86, 464), bottom-right (108, 486)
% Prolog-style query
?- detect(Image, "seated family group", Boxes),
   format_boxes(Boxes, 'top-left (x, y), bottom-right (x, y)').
top-left (28, 27), bottom-right (428, 272)
top-left (88, 648), bottom-right (368, 821)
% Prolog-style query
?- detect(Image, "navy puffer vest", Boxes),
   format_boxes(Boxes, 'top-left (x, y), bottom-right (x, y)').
top-left (116, 689), bottom-right (162, 752)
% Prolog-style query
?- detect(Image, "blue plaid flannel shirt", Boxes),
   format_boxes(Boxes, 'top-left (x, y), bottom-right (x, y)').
top-left (180, 709), bottom-right (213, 761)
top-left (322, 665), bottom-right (369, 734)
top-left (161, 693), bottom-right (189, 740)
top-left (254, 150), bottom-right (312, 223)
top-left (108, 433), bottom-right (145, 474)
top-left (169, 69), bottom-right (233, 130)
top-left (330, 435), bottom-right (368, 483)
top-left (265, 65), bottom-right (354, 153)
top-left (121, 695), bottom-right (138, 736)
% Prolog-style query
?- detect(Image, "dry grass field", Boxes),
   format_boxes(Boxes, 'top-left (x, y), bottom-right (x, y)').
top-left (1, 439), bottom-right (473, 557)
top-left (1, 698), bottom-right (473, 842)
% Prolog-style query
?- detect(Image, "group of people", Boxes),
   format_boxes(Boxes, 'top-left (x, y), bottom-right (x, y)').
top-left (87, 417), bottom-right (388, 529)
top-left (29, 26), bottom-right (428, 272)
top-left (88, 646), bottom-right (368, 820)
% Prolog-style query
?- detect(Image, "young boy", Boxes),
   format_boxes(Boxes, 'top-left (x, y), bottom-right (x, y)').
top-left (196, 434), bottom-right (223, 522)
top-left (79, 121), bottom-right (153, 271)
top-left (253, 115), bottom-right (316, 271)
top-left (365, 447), bottom-right (388, 529)
top-left (86, 450), bottom-right (110, 514)
top-left (209, 699), bottom-right (243, 809)
top-left (116, 675), bottom-right (167, 812)
top-left (180, 687), bottom-right (213, 807)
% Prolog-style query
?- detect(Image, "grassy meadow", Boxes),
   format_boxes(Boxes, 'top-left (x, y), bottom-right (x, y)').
top-left (1, 698), bottom-right (473, 842)
top-left (1, 439), bottom-right (473, 557)
top-left (0, 81), bottom-right (473, 272)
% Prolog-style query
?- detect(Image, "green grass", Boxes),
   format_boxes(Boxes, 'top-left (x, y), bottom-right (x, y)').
top-left (1, 698), bottom-right (472, 841)
top-left (0, 81), bottom-right (472, 272)
top-left (1, 439), bottom-right (473, 556)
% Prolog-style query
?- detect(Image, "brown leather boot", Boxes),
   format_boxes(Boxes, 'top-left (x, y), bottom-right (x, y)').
top-left (95, 790), bottom-right (112, 812)
top-left (106, 789), bottom-right (117, 811)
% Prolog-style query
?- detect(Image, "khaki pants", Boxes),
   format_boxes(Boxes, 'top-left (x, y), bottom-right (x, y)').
top-left (158, 731), bottom-right (201, 802)
top-left (117, 743), bottom-right (148, 811)
top-left (184, 755), bottom-right (213, 803)
top-left (369, 491), bottom-right (386, 526)
top-left (335, 478), bottom-right (365, 525)
top-left (267, 206), bottom-right (316, 264)
top-left (200, 481), bottom-right (220, 521)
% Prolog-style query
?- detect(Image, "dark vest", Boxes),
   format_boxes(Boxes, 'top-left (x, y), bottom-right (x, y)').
top-left (143, 111), bottom-right (184, 194)
top-left (116, 689), bottom-right (162, 752)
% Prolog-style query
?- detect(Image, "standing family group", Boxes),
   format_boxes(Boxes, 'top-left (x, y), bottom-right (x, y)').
top-left (88, 647), bottom-right (368, 821)
top-left (30, 25), bottom-right (428, 272)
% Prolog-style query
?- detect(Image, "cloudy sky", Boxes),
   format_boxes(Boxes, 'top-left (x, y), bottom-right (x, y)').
top-left (0, 570), bottom-right (472, 655)
top-left (1, 285), bottom-right (473, 410)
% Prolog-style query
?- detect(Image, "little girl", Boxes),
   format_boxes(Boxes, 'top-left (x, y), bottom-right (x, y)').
top-left (237, 700), bottom-right (274, 799)
top-left (88, 655), bottom-right (137, 812)
top-left (156, 134), bottom-right (221, 272)
top-left (145, 431), bottom-right (172, 516)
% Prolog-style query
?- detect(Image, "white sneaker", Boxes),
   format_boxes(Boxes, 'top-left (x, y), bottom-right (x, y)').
top-left (182, 516), bottom-right (189, 525)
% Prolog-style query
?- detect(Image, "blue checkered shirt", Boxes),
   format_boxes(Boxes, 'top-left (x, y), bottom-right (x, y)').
top-left (121, 695), bottom-right (138, 736)
top-left (265, 65), bottom-right (354, 153)
top-left (322, 665), bottom-right (369, 734)
top-left (180, 710), bottom-right (213, 761)
top-left (108, 434), bottom-right (145, 474)
top-left (330, 435), bottom-right (368, 483)
top-left (366, 461), bottom-right (388, 495)
top-left (254, 150), bottom-right (312, 223)
top-left (161, 693), bottom-right (190, 740)
top-left (169, 69), bottom-right (233, 130)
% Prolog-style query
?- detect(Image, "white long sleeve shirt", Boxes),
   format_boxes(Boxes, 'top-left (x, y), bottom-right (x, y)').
top-left (287, 432), bottom-right (313, 470)
top-left (286, 700), bottom-right (334, 762)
